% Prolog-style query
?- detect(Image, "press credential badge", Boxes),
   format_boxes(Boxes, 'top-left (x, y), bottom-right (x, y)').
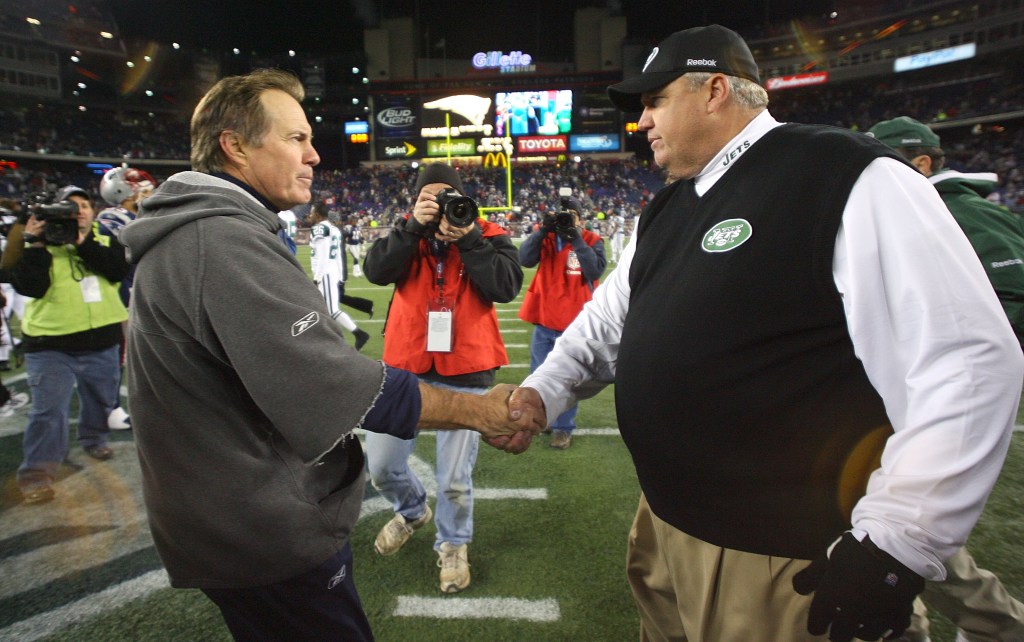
top-left (426, 297), bottom-right (453, 352)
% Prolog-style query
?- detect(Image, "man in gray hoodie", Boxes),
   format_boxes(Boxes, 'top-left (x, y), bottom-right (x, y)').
top-left (120, 68), bottom-right (540, 641)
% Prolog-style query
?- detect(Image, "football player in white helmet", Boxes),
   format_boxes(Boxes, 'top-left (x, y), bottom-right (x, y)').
top-left (308, 202), bottom-right (370, 351)
top-left (97, 166), bottom-right (157, 431)
top-left (97, 166), bottom-right (157, 237)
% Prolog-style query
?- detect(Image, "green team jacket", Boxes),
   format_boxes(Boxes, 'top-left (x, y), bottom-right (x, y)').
top-left (932, 169), bottom-right (1024, 346)
top-left (22, 222), bottom-right (129, 337)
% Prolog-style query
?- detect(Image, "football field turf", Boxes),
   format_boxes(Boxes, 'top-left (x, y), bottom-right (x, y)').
top-left (0, 245), bottom-right (1021, 641)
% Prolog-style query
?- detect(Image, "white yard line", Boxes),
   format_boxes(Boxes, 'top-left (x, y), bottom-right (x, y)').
top-left (0, 569), bottom-right (170, 642)
top-left (394, 596), bottom-right (561, 622)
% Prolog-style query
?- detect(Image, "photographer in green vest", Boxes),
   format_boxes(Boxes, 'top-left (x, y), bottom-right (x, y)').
top-left (12, 185), bottom-right (129, 504)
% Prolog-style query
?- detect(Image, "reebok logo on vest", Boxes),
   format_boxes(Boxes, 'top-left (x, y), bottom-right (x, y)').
top-left (702, 219), bottom-right (753, 253)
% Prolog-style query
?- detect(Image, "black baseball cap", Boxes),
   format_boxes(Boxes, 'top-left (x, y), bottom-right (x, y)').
top-left (608, 24), bottom-right (761, 112)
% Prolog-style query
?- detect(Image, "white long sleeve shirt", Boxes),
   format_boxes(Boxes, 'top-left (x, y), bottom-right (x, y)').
top-left (521, 110), bottom-right (1023, 580)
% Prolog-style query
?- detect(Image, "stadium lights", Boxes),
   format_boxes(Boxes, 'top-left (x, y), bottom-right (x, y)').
top-left (100, 31), bottom-right (113, 39)
top-left (145, 90), bottom-right (154, 97)
top-left (144, 55), bottom-right (152, 62)
top-left (126, 61), bottom-right (135, 68)
top-left (70, 55), bottom-right (80, 62)
top-left (172, 42), bottom-right (180, 49)
top-left (26, 17), bottom-right (40, 25)
top-left (233, 48), bottom-right (240, 55)
top-left (288, 50), bottom-right (296, 57)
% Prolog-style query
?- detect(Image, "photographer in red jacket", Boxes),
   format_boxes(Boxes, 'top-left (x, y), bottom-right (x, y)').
top-left (518, 196), bottom-right (606, 449)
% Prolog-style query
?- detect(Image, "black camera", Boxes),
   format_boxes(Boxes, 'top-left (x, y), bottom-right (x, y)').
top-left (554, 211), bottom-right (576, 235)
top-left (435, 188), bottom-right (479, 228)
top-left (25, 193), bottom-right (80, 245)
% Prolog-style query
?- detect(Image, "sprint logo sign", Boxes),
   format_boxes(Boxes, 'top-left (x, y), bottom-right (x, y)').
top-left (702, 219), bottom-right (752, 253)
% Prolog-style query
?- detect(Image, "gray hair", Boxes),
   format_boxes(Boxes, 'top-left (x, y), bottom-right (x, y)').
top-left (684, 72), bottom-right (769, 109)
top-left (190, 68), bottom-right (305, 173)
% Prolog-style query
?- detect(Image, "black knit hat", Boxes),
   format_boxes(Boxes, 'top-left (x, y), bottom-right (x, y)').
top-left (560, 196), bottom-right (584, 215)
top-left (414, 163), bottom-right (465, 195)
top-left (608, 24), bottom-right (761, 112)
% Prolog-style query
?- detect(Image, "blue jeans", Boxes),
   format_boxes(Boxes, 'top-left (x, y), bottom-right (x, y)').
top-left (364, 381), bottom-right (481, 549)
top-left (530, 324), bottom-right (578, 432)
top-left (18, 345), bottom-right (121, 484)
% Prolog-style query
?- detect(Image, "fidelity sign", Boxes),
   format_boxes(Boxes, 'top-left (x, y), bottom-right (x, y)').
top-left (517, 136), bottom-right (568, 154)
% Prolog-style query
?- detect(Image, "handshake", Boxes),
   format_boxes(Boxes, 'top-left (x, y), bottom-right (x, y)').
top-left (432, 384), bottom-right (545, 455)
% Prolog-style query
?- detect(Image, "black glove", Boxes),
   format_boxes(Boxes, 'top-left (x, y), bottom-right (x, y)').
top-left (540, 215), bottom-right (556, 234)
top-left (793, 532), bottom-right (925, 641)
top-left (557, 226), bottom-right (579, 242)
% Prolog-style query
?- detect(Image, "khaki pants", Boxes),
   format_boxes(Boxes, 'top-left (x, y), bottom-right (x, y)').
top-left (626, 494), bottom-right (828, 642)
top-left (907, 547), bottom-right (1024, 642)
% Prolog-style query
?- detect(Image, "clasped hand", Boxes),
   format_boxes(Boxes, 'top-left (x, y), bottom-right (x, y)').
top-left (478, 386), bottom-right (546, 454)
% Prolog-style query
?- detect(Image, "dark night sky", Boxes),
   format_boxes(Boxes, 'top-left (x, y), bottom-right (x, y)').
top-left (109, 0), bottom-right (835, 61)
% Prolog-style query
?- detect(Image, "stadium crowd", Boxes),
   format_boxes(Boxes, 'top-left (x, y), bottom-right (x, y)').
top-left (2, 54), bottom-right (1023, 222)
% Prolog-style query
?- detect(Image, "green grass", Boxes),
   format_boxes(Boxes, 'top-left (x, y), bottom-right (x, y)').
top-left (0, 243), bottom-right (1021, 642)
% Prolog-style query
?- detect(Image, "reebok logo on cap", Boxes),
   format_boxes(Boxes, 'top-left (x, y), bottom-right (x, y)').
top-left (687, 58), bottom-right (717, 66)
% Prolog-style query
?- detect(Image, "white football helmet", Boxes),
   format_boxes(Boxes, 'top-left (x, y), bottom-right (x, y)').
top-left (100, 167), bottom-right (157, 206)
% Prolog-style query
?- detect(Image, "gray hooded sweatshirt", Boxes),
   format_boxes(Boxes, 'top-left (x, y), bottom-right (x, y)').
top-left (121, 172), bottom-right (385, 588)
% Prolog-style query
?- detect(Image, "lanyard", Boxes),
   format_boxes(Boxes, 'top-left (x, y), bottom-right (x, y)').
top-left (430, 240), bottom-right (463, 301)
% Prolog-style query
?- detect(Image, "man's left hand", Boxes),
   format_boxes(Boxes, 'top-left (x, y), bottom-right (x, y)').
top-left (792, 532), bottom-right (925, 641)
top-left (557, 227), bottom-right (579, 242)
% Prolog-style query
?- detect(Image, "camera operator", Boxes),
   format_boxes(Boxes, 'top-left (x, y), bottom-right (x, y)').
top-left (363, 163), bottom-right (523, 592)
top-left (11, 185), bottom-right (129, 504)
top-left (518, 196), bottom-right (606, 449)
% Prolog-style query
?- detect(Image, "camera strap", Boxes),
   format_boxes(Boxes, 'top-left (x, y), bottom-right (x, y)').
top-left (426, 241), bottom-right (463, 353)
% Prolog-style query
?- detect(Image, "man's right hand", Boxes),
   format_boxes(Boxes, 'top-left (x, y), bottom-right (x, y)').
top-left (484, 387), bottom-right (547, 454)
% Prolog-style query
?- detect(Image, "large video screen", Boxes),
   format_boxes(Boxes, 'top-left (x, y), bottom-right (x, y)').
top-left (495, 90), bottom-right (572, 137)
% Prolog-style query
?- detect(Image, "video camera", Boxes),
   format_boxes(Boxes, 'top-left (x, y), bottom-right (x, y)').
top-left (23, 192), bottom-right (81, 246)
top-left (554, 196), bottom-right (579, 235)
top-left (435, 188), bottom-right (479, 228)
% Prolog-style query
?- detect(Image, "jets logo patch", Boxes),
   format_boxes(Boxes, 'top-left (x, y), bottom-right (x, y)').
top-left (702, 219), bottom-right (752, 253)
top-left (642, 47), bottom-right (660, 72)
top-left (292, 311), bottom-right (320, 336)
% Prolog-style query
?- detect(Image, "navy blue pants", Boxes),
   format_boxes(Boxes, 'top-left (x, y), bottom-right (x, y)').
top-left (202, 543), bottom-right (374, 641)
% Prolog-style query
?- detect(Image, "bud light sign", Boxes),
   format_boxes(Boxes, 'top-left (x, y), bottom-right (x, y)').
top-left (376, 103), bottom-right (418, 139)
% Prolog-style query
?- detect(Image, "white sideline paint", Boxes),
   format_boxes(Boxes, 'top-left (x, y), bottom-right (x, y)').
top-left (0, 569), bottom-right (170, 642)
top-left (394, 596), bottom-right (561, 622)
top-left (500, 329), bottom-right (528, 334)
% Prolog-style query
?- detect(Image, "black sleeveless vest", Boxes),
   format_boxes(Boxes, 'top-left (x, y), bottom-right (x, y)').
top-left (617, 123), bottom-right (902, 559)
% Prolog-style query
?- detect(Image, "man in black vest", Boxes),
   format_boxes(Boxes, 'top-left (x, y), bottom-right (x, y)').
top-left (502, 25), bottom-right (1024, 642)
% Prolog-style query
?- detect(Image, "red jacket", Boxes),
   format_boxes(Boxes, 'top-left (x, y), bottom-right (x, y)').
top-left (383, 221), bottom-right (510, 376)
top-left (518, 230), bottom-right (601, 331)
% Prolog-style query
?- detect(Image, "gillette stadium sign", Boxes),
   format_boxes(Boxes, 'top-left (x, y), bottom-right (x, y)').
top-left (471, 50), bottom-right (536, 73)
